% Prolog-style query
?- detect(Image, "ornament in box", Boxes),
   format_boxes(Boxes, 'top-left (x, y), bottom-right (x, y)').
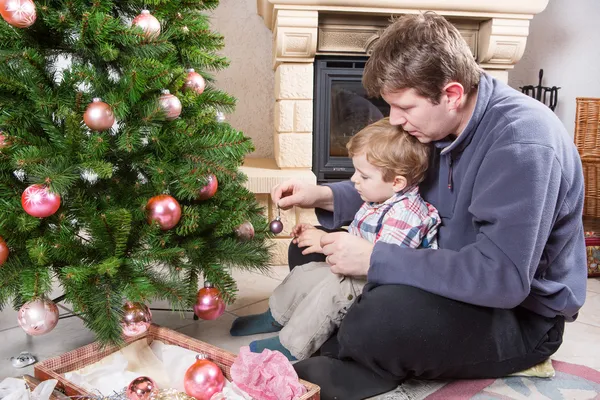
top-left (184, 354), bottom-right (225, 400)
top-left (127, 376), bottom-right (158, 400)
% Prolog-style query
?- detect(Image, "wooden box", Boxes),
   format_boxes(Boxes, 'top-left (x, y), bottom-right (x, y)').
top-left (33, 324), bottom-right (320, 399)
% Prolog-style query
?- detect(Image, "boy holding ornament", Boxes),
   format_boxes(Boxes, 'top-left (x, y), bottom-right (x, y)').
top-left (230, 118), bottom-right (440, 360)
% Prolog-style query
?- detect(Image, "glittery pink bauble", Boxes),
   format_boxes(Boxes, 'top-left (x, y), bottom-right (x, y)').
top-left (234, 221), bottom-right (254, 241)
top-left (83, 98), bottom-right (115, 131)
top-left (197, 174), bottom-right (218, 201)
top-left (146, 194), bottom-right (181, 230)
top-left (184, 355), bottom-right (225, 400)
top-left (0, 0), bottom-right (36, 28)
top-left (158, 90), bottom-right (182, 120)
top-left (184, 69), bottom-right (206, 95)
top-left (132, 9), bottom-right (161, 40)
top-left (193, 282), bottom-right (225, 321)
top-left (17, 298), bottom-right (59, 336)
top-left (21, 184), bottom-right (61, 218)
top-left (126, 376), bottom-right (157, 400)
top-left (121, 301), bottom-right (152, 337)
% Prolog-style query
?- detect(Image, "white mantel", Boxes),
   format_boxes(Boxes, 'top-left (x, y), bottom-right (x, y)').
top-left (244, 0), bottom-right (549, 264)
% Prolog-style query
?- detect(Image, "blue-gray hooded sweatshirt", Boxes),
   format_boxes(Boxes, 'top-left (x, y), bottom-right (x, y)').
top-left (318, 73), bottom-right (587, 321)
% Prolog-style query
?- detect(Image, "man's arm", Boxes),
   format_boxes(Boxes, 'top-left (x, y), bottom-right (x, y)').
top-left (368, 143), bottom-right (574, 309)
top-left (316, 180), bottom-right (364, 229)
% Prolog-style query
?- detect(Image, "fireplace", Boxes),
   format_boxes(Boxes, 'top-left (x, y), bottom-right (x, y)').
top-left (313, 56), bottom-right (390, 183)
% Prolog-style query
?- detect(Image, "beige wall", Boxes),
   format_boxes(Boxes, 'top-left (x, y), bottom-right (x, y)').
top-left (210, 1), bottom-right (275, 159)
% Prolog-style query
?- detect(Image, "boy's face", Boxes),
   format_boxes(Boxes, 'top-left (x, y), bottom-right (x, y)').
top-left (351, 153), bottom-right (403, 203)
top-left (382, 88), bottom-right (455, 143)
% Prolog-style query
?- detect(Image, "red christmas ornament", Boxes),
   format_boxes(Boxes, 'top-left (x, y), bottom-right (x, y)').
top-left (83, 98), bottom-right (115, 131)
top-left (126, 376), bottom-right (157, 400)
top-left (0, 0), bottom-right (36, 28)
top-left (17, 298), bottom-right (59, 336)
top-left (184, 354), bottom-right (225, 400)
top-left (234, 221), bottom-right (254, 241)
top-left (184, 69), bottom-right (206, 95)
top-left (132, 9), bottom-right (161, 40)
top-left (146, 194), bottom-right (181, 230)
top-left (0, 236), bottom-right (9, 266)
top-left (194, 281), bottom-right (225, 321)
top-left (197, 174), bottom-right (218, 201)
top-left (21, 184), bottom-right (60, 218)
top-left (120, 301), bottom-right (152, 337)
top-left (159, 89), bottom-right (182, 120)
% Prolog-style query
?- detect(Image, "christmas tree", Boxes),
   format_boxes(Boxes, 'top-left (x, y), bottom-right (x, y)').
top-left (0, 0), bottom-right (271, 344)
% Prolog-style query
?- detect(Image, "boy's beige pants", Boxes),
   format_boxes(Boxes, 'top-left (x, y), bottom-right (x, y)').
top-left (269, 261), bottom-right (366, 360)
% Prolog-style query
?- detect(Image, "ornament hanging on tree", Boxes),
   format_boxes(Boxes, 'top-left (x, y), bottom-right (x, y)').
top-left (159, 90), bottom-right (182, 120)
top-left (17, 298), bottom-right (59, 336)
top-left (146, 194), bottom-right (182, 230)
top-left (184, 354), bottom-right (225, 400)
top-left (215, 111), bottom-right (225, 123)
top-left (0, 236), bottom-right (9, 266)
top-left (269, 206), bottom-right (284, 234)
top-left (132, 10), bottom-right (161, 40)
top-left (120, 301), bottom-right (152, 337)
top-left (0, 0), bottom-right (37, 28)
top-left (21, 184), bottom-right (61, 218)
top-left (127, 376), bottom-right (158, 400)
top-left (234, 221), bottom-right (254, 241)
top-left (197, 174), bottom-right (218, 201)
top-left (184, 69), bottom-right (206, 95)
top-left (0, 131), bottom-right (10, 149)
top-left (83, 98), bottom-right (115, 131)
top-left (193, 281), bottom-right (225, 320)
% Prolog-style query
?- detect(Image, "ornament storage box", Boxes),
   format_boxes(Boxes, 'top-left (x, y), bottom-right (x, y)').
top-left (33, 324), bottom-right (320, 400)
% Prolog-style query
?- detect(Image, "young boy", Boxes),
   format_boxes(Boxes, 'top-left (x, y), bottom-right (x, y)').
top-left (230, 118), bottom-right (440, 361)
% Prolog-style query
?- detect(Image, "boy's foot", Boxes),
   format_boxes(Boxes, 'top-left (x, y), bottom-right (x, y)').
top-left (249, 336), bottom-right (297, 361)
top-left (230, 309), bottom-right (283, 336)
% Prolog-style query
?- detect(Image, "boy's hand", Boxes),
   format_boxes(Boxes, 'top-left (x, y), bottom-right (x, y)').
top-left (295, 226), bottom-right (327, 255)
top-left (291, 223), bottom-right (314, 241)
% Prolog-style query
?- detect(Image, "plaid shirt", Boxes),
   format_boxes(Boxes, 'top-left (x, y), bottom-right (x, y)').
top-left (348, 186), bottom-right (440, 249)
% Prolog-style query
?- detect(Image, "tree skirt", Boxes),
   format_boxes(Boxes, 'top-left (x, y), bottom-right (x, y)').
top-left (372, 361), bottom-right (600, 400)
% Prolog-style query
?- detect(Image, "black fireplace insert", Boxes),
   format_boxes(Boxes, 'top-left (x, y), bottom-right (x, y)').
top-left (313, 56), bottom-right (390, 184)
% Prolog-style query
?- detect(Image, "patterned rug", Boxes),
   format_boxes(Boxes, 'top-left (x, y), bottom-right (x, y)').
top-left (373, 361), bottom-right (600, 399)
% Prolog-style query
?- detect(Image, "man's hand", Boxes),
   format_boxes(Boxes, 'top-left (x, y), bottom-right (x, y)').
top-left (292, 224), bottom-right (328, 255)
top-left (271, 179), bottom-right (334, 211)
top-left (320, 232), bottom-right (374, 276)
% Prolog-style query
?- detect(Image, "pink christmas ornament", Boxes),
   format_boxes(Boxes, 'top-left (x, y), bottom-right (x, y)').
top-left (158, 90), bottom-right (182, 120)
top-left (0, 0), bottom-right (36, 28)
top-left (197, 174), bottom-right (218, 201)
top-left (83, 98), bottom-right (115, 131)
top-left (132, 9), bottom-right (160, 40)
top-left (193, 281), bottom-right (225, 321)
top-left (17, 298), bottom-right (59, 336)
top-left (126, 376), bottom-right (157, 400)
top-left (234, 221), bottom-right (254, 241)
top-left (120, 301), bottom-right (152, 337)
top-left (21, 184), bottom-right (61, 218)
top-left (184, 354), bottom-right (225, 400)
top-left (146, 194), bottom-right (182, 230)
top-left (184, 69), bottom-right (206, 95)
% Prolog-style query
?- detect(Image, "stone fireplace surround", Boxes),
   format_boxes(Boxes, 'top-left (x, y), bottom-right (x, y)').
top-left (242, 0), bottom-right (549, 264)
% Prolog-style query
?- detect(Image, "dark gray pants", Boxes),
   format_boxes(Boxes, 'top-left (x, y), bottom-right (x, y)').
top-left (288, 237), bottom-right (565, 400)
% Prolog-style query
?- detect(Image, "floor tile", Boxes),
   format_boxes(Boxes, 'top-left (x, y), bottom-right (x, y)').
top-left (552, 321), bottom-right (600, 371)
top-left (587, 277), bottom-right (600, 294)
top-left (0, 316), bottom-right (96, 379)
top-left (577, 291), bottom-right (600, 327)
top-left (226, 269), bottom-right (282, 312)
top-left (175, 312), bottom-right (278, 355)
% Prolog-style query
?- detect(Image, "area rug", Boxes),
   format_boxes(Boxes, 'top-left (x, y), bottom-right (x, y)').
top-left (374, 360), bottom-right (600, 399)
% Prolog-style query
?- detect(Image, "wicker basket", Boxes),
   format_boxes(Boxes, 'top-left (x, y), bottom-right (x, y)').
top-left (575, 98), bottom-right (600, 217)
top-left (575, 97), bottom-right (600, 159)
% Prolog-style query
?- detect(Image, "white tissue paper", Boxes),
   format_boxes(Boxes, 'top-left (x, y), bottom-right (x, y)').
top-left (0, 377), bottom-right (58, 400)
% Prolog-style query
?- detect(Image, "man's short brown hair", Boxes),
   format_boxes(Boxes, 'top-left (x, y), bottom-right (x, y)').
top-left (363, 12), bottom-right (482, 103)
top-left (347, 118), bottom-right (430, 187)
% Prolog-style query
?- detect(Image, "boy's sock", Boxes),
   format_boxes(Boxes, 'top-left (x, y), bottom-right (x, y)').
top-left (249, 336), bottom-right (297, 361)
top-left (230, 309), bottom-right (283, 336)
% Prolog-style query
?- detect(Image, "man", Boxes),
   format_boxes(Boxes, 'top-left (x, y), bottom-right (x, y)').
top-left (271, 12), bottom-right (587, 400)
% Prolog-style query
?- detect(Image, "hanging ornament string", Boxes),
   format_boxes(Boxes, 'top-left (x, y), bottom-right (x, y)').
top-left (269, 205), bottom-right (283, 234)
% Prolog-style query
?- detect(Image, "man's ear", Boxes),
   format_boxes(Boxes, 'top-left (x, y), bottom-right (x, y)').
top-left (443, 82), bottom-right (464, 111)
top-left (392, 176), bottom-right (407, 193)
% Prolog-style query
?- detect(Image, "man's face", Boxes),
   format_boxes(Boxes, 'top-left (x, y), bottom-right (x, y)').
top-left (382, 88), bottom-right (454, 143)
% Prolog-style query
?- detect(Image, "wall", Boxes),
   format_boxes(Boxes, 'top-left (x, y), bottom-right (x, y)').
top-left (210, 1), bottom-right (275, 158)
top-left (509, 0), bottom-right (600, 137)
